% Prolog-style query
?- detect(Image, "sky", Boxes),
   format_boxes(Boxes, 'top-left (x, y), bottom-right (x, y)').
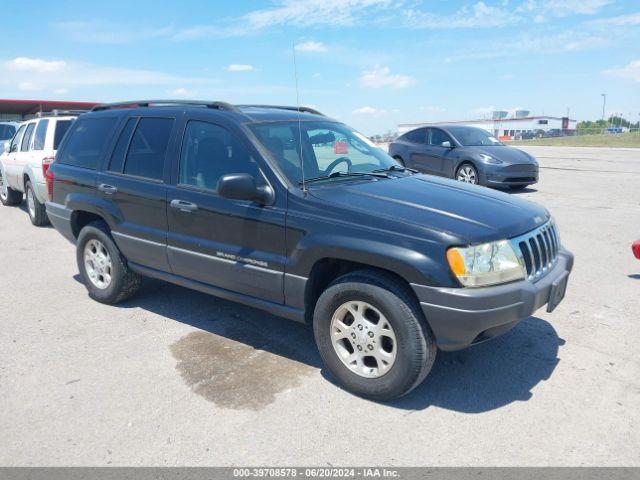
top-left (1, 0), bottom-right (639, 134)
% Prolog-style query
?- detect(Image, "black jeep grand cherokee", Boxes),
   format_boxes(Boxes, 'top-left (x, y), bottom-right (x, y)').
top-left (46, 100), bottom-right (573, 400)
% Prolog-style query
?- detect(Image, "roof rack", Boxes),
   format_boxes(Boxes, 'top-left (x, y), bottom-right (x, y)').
top-left (91, 100), bottom-right (240, 112)
top-left (237, 104), bottom-right (325, 116)
top-left (35, 109), bottom-right (88, 118)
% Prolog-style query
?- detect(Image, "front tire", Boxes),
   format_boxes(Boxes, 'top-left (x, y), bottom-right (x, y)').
top-left (456, 162), bottom-right (479, 185)
top-left (26, 181), bottom-right (48, 226)
top-left (313, 270), bottom-right (437, 400)
top-left (0, 171), bottom-right (23, 206)
top-left (76, 221), bottom-right (141, 304)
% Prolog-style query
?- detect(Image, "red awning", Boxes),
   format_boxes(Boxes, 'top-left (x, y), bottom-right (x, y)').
top-left (0, 99), bottom-right (99, 115)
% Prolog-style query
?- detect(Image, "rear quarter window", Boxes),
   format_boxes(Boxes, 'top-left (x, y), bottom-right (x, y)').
top-left (53, 120), bottom-right (73, 150)
top-left (33, 119), bottom-right (49, 151)
top-left (56, 117), bottom-right (118, 170)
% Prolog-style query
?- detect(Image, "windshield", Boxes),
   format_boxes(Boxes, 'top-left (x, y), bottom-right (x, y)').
top-left (0, 124), bottom-right (16, 141)
top-left (250, 121), bottom-right (398, 185)
top-left (448, 126), bottom-right (503, 146)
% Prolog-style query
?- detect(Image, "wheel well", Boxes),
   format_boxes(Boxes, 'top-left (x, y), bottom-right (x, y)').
top-left (304, 258), bottom-right (419, 323)
top-left (456, 160), bottom-right (476, 172)
top-left (23, 173), bottom-right (31, 189)
top-left (71, 211), bottom-right (106, 239)
top-left (392, 155), bottom-right (405, 166)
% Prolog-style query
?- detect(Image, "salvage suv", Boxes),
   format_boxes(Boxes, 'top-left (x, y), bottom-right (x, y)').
top-left (46, 100), bottom-right (574, 400)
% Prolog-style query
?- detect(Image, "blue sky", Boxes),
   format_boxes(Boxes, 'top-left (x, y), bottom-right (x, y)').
top-left (2, 0), bottom-right (639, 134)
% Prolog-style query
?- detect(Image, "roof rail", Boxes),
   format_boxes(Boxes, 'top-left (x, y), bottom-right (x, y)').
top-left (35, 109), bottom-right (88, 118)
top-left (91, 100), bottom-right (240, 112)
top-left (237, 105), bottom-right (325, 116)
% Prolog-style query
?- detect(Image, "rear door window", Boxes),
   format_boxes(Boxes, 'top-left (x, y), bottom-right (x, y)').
top-left (53, 120), bottom-right (73, 150)
top-left (122, 117), bottom-right (174, 181)
top-left (21, 123), bottom-right (36, 151)
top-left (108, 118), bottom-right (138, 173)
top-left (56, 117), bottom-right (118, 170)
top-left (33, 119), bottom-right (49, 151)
top-left (403, 128), bottom-right (426, 144)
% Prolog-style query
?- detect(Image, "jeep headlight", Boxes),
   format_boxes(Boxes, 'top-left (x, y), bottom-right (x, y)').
top-left (446, 240), bottom-right (525, 287)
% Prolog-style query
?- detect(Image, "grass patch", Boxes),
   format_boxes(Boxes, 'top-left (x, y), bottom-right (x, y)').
top-left (510, 132), bottom-right (640, 148)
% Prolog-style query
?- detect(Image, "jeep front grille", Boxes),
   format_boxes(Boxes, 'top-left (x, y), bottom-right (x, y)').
top-left (511, 221), bottom-right (560, 282)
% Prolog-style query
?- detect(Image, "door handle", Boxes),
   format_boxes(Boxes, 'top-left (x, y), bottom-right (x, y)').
top-left (98, 184), bottom-right (118, 195)
top-left (170, 199), bottom-right (198, 213)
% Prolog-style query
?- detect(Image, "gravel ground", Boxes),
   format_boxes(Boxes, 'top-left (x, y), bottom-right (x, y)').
top-left (1, 146), bottom-right (639, 466)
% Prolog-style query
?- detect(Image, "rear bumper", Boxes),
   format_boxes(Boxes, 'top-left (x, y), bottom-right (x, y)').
top-left (46, 202), bottom-right (75, 243)
top-left (411, 249), bottom-right (574, 351)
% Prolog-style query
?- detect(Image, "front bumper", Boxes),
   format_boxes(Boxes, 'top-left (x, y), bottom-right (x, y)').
top-left (482, 163), bottom-right (539, 186)
top-left (411, 249), bottom-right (574, 351)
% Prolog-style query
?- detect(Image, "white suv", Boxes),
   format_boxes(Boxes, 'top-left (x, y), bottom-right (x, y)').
top-left (0, 114), bottom-right (75, 225)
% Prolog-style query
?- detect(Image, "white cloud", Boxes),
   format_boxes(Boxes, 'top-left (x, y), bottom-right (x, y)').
top-left (52, 21), bottom-right (174, 44)
top-left (18, 82), bottom-right (41, 91)
top-left (169, 87), bottom-right (195, 98)
top-left (54, 88), bottom-right (69, 94)
top-left (1, 56), bottom-right (219, 94)
top-left (519, 0), bottom-right (611, 17)
top-left (419, 105), bottom-right (445, 114)
top-left (295, 41), bottom-right (328, 52)
top-left (590, 12), bottom-right (640, 26)
top-left (227, 64), bottom-right (254, 72)
top-left (359, 65), bottom-right (415, 89)
top-left (404, 2), bottom-right (520, 28)
top-left (352, 106), bottom-right (385, 115)
top-left (602, 60), bottom-right (640, 83)
top-left (6, 57), bottom-right (66, 73)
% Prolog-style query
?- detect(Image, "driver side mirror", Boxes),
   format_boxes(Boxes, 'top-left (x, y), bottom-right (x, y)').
top-left (217, 173), bottom-right (274, 206)
top-left (441, 141), bottom-right (453, 148)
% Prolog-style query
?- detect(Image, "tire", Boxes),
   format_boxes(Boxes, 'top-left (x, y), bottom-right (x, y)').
top-left (455, 162), bottom-right (479, 185)
top-left (76, 220), bottom-right (141, 304)
top-left (25, 181), bottom-right (48, 226)
top-left (313, 270), bottom-right (437, 401)
top-left (0, 171), bottom-right (23, 206)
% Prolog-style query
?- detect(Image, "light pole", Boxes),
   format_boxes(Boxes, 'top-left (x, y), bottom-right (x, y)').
top-left (601, 93), bottom-right (606, 121)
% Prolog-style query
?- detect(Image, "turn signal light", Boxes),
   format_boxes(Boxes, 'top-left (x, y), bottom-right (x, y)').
top-left (633, 240), bottom-right (640, 260)
top-left (446, 248), bottom-right (466, 275)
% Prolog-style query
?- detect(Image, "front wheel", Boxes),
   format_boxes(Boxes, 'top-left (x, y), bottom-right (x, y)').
top-left (456, 163), bottom-right (479, 184)
top-left (0, 171), bottom-right (23, 206)
top-left (26, 181), bottom-right (48, 226)
top-left (313, 270), bottom-right (437, 400)
top-left (76, 221), bottom-right (141, 304)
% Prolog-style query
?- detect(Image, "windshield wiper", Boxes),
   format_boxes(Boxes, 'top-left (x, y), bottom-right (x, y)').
top-left (372, 165), bottom-right (419, 174)
top-left (299, 170), bottom-right (390, 186)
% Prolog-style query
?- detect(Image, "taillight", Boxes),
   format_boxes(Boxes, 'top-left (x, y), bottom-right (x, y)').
top-left (43, 156), bottom-right (54, 201)
top-left (633, 240), bottom-right (640, 260)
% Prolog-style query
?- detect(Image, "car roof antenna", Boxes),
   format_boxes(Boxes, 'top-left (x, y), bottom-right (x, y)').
top-left (292, 43), bottom-right (307, 194)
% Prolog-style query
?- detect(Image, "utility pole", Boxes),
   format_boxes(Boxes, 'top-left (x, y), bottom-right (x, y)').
top-left (601, 93), bottom-right (606, 121)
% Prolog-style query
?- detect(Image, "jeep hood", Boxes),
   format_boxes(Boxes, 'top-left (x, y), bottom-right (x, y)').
top-left (309, 174), bottom-right (549, 244)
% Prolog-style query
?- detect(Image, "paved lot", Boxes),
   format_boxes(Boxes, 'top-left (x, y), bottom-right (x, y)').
top-left (1, 146), bottom-right (639, 466)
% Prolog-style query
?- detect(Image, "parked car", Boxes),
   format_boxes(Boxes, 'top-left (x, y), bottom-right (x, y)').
top-left (389, 125), bottom-right (539, 190)
top-left (633, 240), bottom-right (640, 260)
top-left (46, 100), bottom-right (573, 400)
top-left (0, 112), bottom-right (76, 225)
top-left (0, 122), bottom-right (18, 154)
top-left (519, 129), bottom-right (544, 140)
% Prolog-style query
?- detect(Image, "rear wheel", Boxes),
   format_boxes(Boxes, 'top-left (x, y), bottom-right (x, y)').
top-left (0, 171), bottom-right (23, 206)
top-left (26, 181), bottom-right (48, 226)
top-left (456, 162), bottom-right (478, 185)
top-left (313, 270), bottom-right (436, 400)
top-left (76, 221), bottom-right (141, 304)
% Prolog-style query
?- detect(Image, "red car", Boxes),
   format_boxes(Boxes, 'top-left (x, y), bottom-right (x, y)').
top-left (633, 240), bottom-right (640, 259)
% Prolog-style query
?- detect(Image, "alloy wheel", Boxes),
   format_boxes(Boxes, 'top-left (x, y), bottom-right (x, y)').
top-left (83, 239), bottom-right (113, 289)
top-left (330, 301), bottom-right (397, 378)
top-left (457, 165), bottom-right (478, 184)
